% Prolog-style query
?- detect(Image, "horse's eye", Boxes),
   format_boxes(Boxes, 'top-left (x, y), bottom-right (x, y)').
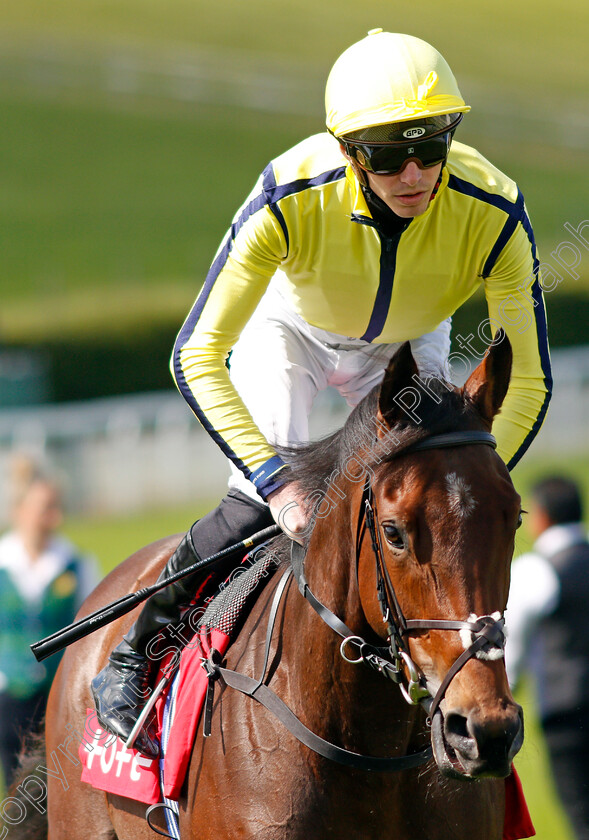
top-left (516, 510), bottom-right (525, 529)
top-left (382, 524), bottom-right (405, 550)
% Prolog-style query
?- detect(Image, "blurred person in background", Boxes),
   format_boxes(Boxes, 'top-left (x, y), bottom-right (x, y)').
top-left (0, 456), bottom-right (98, 786)
top-left (92, 29), bottom-right (551, 757)
top-left (506, 476), bottom-right (589, 840)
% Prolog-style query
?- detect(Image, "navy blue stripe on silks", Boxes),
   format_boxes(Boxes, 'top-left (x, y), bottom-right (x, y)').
top-left (482, 190), bottom-right (525, 278)
top-left (360, 230), bottom-right (403, 343)
top-left (520, 202), bottom-right (541, 277)
top-left (507, 210), bottom-right (552, 471)
top-left (251, 455), bottom-right (289, 499)
top-left (447, 175), bottom-right (519, 216)
top-left (266, 167), bottom-right (347, 203)
top-left (261, 165), bottom-right (346, 253)
top-left (172, 346), bottom-right (253, 480)
top-left (262, 164), bottom-right (289, 254)
top-left (171, 224), bottom-right (264, 478)
top-left (445, 175), bottom-right (551, 469)
top-left (171, 217), bottom-right (255, 476)
top-left (172, 164), bottom-right (347, 480)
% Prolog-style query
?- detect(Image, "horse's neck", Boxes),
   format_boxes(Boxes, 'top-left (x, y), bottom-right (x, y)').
top-left (304, 523), bottom-right (362, 630)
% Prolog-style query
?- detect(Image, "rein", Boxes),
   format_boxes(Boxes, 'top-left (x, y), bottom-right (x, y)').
top-left (203, 429), bottom-right (507, 773)
top-left (204, 565), bottom-right (431, 772)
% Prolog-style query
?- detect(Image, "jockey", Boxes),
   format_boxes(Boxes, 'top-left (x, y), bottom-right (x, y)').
top-left (92, 30), bottom-right (551, 756)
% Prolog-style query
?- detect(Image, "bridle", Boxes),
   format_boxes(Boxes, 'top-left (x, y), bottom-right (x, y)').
top-left (358, 430), bottom-right (507, 722)
top-left (203, 429), bottom-right (508, 773)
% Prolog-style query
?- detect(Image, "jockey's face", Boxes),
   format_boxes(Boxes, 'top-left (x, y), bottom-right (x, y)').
top-left (363, 159), bottom-right (443, 218)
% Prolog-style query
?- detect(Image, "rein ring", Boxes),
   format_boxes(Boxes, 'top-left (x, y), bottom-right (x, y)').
top-left (340, 635), bottom-right (366, 664)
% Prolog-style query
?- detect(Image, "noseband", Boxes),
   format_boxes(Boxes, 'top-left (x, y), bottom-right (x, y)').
top-left (205, 429), bottom-right (508, 773)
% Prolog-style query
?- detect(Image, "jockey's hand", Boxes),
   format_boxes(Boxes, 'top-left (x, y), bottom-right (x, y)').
top-left (267, 482), bottom-right (310, 545)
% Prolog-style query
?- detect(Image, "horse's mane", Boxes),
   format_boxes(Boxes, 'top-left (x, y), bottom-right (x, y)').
top-left (279, 373), bottom-right (483, 499)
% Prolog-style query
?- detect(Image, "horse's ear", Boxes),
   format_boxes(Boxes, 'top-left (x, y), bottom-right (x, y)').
top-left (377, 342), bottom-right (420, 430)
top-left (462, 331), bottom-right (512, 426)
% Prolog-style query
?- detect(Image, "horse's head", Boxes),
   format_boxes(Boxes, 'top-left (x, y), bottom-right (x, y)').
top-left (356, 335), bottom-right (523, 779)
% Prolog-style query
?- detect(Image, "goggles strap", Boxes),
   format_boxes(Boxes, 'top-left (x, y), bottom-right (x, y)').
top-left (348, 156), bottom-right (368, 187)
top-left (428, 169), bottom-right (444, 203)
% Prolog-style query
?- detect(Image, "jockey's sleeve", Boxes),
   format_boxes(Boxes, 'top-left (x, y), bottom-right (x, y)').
top-left (482, 198), bottom-right (551, 470)
top-left (171, 172), bottom-right (290, 500)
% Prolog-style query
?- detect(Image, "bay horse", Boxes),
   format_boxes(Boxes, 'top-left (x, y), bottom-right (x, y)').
top-left (30, 337), bottom-right (523, 839)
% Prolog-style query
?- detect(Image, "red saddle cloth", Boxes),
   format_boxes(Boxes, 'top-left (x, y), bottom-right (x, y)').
top-left (504, 770), bottom-right (536, 840)
top-left (79, 625), bottom-right (229, 803)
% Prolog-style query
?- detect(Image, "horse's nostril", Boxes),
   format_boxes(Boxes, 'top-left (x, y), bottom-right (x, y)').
top-left (445, 713), bottom-right (469, 740)
top-left (444, 712), bottom-right (478, 759)
top-left (469, 711), bottom-right (523, 763)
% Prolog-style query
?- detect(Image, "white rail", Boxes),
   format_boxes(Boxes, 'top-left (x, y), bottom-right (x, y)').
top-left (0, 347), bottom-right (587, 523)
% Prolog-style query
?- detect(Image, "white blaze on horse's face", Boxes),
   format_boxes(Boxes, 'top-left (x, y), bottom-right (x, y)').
top-left (445, 472), bottom-right (477, 519)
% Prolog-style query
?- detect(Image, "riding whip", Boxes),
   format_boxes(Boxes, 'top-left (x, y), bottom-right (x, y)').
top-left (30, 523), bottom-right (281, 662)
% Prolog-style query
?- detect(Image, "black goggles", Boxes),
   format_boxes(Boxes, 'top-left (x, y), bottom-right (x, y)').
top-left (342, 132), bottom-right (452, 175)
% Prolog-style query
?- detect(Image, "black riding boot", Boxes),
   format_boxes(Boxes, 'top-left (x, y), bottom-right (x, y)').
top-left (90, 532), bottom-right (203, 757)
top-left (91, 489), bottom-right (274, 758)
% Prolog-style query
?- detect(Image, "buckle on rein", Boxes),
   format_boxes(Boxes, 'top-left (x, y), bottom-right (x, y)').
top-left (339, 635), bottom-right (430, 706)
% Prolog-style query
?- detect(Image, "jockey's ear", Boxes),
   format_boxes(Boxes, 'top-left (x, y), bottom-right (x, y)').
top-left (462, 330), bottom-right (513, 427)
top-left (377, 342), bottom-right (420, 430)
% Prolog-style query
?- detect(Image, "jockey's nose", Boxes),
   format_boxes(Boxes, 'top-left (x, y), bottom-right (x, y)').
top-left (398, 160), bottom-right (422, 186)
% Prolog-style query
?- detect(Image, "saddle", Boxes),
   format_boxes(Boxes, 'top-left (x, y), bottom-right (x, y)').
top-left (79, 544), bottom-right (283, 805)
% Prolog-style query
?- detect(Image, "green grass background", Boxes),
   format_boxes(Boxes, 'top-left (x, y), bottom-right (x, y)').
top-left (2, 0), bottom-right (589, 343)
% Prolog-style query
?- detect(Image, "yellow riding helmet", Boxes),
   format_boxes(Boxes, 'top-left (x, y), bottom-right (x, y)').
top-left (325, 30), bottom-right (470, 138)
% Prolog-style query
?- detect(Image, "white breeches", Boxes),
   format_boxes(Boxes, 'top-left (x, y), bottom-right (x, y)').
top-left (228, 282), bottom-right (451, 499)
